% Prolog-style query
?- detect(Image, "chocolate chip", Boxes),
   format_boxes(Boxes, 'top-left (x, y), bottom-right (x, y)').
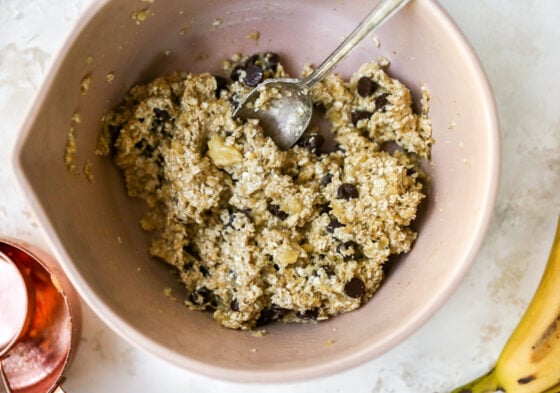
top-left (243, 64), bottom-right (264, 86)
top-left (337, 183), bottom-right (359, 200)
top-left (239, 207), bottom-right (252, 216)
top-left (182, 245), bottom-right (200, 260)
top-left (157, 173), bottom-right (165, 185)
top-left (314, 102), bottom-right (326, 114)
top-left (160, 128), bottom-right (173, 139)
top-left (226, 207), bottom-right (252, 227)
top-left (150, 108), bottom-right (171, 133)
top-left (265, 52), bottom-right (280, 72)
top-left (244, 54), bottom-right (260, 67)
top-left (296, 308), bottom-right (319, 320)
top-left (230, 94), bottom-right (240, 108)
top-left (137, 143), bottom-right (155, 156)
top-left (323, 265), bottom-right (335, 276)
top-left (321, 173), bottom-right (333, 186)
top-left (230, 65), bottom-right (246, 81)
top-left (256, 305), bottom-right (290, 326)
top-left (244, 52), bottom-right (280, 72)
top-left (199, 265), bottom-right (209, 276)
top-left (256, 309), bottom-right (273, 326)
top-left (375, 93), bottom-right (390, 111)
top-left (108, 124), bottom-right (122, 140)
top-left (225, 213), bottom-right (237, 228)
top-left (357, 76), bottom-right (377, 97)
top-left (344, 277), bottom-right (365, 298)
top-left (317, 203), bottom-right (331, 215)
top-left (181, 262), bottom-right (193, 272)
top-left (327, 217), bottom-right (345, 233)
top-left (146, 144), bottom-right (156, 155)
top-left (271, 305), bottom-right (290, 318)
top-left (268, 204), bottom-right (289, 220)
top-left (351, 110), bottom-right (373, 126)
top-left (337, 240), bottom-right (359, 252)
top-left (189, 287), bottom-right (211, 305)
top-left (230, 299), bottom-right (240, 312)
top-left (153, 108), bottom-right (170, 122)
top-left (336, 241), bottom-right (361, 260)
top-left (214, 76), bottom-right (228, 98)
top-left (297, 133), bottom-right (325, 153)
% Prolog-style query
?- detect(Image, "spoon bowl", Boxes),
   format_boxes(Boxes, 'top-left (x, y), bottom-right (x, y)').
top-left (233, 78), bottom-right (313, 150)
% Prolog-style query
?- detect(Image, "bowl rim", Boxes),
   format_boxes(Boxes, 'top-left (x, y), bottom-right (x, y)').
top-left (12, 0), bottom-right (500, 383)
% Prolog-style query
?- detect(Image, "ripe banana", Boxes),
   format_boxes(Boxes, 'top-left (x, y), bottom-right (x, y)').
top-left (451, 217), bottom-right (560, 393)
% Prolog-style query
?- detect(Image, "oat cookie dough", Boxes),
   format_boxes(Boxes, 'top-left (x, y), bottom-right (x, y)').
top-left (97, 52), bottom-right (433, 330)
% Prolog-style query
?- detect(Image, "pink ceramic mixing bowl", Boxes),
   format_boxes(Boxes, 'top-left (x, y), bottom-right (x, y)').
top-left (13, 0), bottom-right (499, 382)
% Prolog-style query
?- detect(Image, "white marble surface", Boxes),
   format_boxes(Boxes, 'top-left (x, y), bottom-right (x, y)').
top-left (1, 1), bottom-right (559, 392)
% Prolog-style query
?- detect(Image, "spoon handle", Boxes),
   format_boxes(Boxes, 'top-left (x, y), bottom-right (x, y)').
top-left (302, 0), bottom-right (410, 88)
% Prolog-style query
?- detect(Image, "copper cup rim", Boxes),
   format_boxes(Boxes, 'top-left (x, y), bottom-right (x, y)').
top-left (0, 238), bottom-right (81, 393)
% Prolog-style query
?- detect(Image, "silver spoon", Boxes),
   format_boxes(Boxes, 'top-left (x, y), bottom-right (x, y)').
top-left (233, 0), bottom-right (410, 150)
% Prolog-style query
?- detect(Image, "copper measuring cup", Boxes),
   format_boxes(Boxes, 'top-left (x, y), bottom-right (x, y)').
top-left (0, 238), bottom-right (81, 393)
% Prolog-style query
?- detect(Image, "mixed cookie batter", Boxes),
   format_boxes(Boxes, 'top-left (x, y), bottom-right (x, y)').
top-left (97, 52), bottom-right (433, 330)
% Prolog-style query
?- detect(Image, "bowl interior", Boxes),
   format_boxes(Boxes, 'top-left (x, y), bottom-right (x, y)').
top-left (14, 0), bottom-right (498, 382)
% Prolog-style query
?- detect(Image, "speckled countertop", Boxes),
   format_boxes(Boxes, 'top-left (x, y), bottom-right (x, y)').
top-left (1, 1), bottom-right (559, 392)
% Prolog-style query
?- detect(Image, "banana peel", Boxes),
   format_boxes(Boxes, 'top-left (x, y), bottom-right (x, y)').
top-left (451, 217), bottom-right (560, 393)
